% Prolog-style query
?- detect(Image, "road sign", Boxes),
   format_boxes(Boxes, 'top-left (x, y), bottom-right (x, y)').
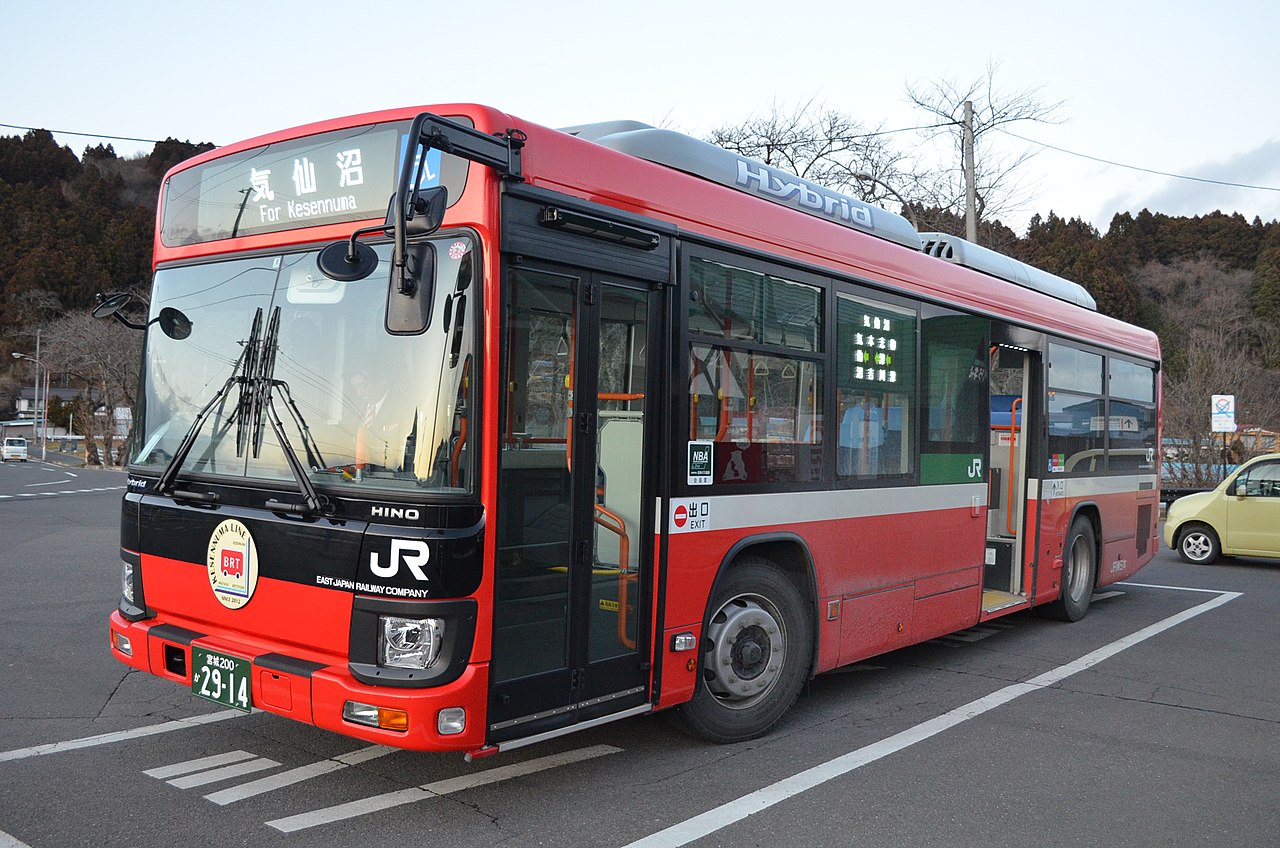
top-left (1211, 394), bottom-right (1236, 433)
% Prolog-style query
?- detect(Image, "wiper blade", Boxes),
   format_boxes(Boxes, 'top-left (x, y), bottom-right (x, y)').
top-left (156, 308), bottom-right (263, 496)
top-left (235, 308), bottom-right (265, 457)
top-left (273, 377), bottom-right (327, 470)
top-left (251, 306), bottom-right (329, 517)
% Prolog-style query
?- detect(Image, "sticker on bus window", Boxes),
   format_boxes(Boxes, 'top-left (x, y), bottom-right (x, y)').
top-left (1049, 453), bottom-right (1066, 473)
top-left (688, 441), bottom-right (713, 486)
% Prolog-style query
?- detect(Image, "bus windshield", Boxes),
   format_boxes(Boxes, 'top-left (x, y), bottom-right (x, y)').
top-left (131, 236), bottom-right (476, 495)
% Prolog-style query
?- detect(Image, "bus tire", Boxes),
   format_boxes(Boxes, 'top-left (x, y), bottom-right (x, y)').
top-left (1176, 523), bottom-right (1220, 565)
top-left (1042, 517), bottom-right (1097, 622)
top-left (670, 556), bottom-right (812, 744)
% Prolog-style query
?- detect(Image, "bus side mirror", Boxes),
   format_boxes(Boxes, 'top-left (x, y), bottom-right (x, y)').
top-left (391, 186), bottom-right (448, 296)
top-left (387, 241), bottom-right (435, 335)
top-left (157, 307), bottom-right (193, 340)
top-left (92, 292), bottom-right (147, 329)
top-left (403, 187), bottom-right (448, 239)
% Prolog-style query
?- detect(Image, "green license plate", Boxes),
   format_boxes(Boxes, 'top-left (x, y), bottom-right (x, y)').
top-left (191, 647), bottom-right (252, 712)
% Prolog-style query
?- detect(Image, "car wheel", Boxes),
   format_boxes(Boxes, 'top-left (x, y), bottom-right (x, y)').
top-left (1177, 524), bottom-right (1220, 564)
top-left (669, 556), bottom-right (812, 743)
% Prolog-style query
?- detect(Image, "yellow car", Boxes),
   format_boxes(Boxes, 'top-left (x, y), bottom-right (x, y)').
top-left (1164, 452), bottom-right (1280, 563)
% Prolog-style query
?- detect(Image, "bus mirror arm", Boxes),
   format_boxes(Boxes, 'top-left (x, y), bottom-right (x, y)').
top-left (388, 111), bottom-right (526, 298)
top-left (92, 293), bottom-right (193, 340)
top-left (317, 224), bottom-right (383, 283)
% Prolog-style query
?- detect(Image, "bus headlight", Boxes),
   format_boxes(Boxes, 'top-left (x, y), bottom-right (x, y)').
top-left (122, 560), bottom-right (135, 604)
top-left (379, 616), bottom-right (445, 670)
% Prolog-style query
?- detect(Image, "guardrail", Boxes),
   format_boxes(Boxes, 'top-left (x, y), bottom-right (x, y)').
top-left (1161, 486), bottom-right (1211, 506)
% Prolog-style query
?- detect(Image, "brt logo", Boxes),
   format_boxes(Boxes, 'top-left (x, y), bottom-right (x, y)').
top-left (369, 539), bottom-right (431, 581)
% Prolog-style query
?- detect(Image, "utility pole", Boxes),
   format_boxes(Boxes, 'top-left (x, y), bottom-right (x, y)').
top-left (34, 330), bottom-right (41, 456)
top-left (963, 100), bottom-right (977, 243)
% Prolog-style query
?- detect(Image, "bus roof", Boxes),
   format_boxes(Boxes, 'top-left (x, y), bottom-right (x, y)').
top-left (155, 103), bottom-right (1159, 361)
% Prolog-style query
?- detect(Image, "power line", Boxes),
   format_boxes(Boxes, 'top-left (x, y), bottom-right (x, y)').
top-left (0, 122), bottom-right (164, 145)
top-left (998, 127), bottom-right (1280, 193)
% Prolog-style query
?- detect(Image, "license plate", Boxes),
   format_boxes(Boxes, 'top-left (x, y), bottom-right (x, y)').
top-left (191, 647), bottom-right (252, 712)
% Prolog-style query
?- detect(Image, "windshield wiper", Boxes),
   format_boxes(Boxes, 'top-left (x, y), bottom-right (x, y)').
top-left (272, 378), bottom-right (328, 471)
top-left (156, 308), bottom-right (263, 496)
top-left (251, 307), bottom-right (330, 517)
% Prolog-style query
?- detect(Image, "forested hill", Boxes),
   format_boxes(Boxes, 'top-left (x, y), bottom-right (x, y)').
top-left (0, 129), bottom-right (212, 331)
top-left (2, 129), bottom-right (1278, 445)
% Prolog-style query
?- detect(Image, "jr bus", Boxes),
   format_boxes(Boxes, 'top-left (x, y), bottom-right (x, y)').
top-left (103, 104), bottom-right (1161, 756)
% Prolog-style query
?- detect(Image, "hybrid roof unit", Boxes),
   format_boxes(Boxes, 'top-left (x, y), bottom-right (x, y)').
top-left (920, 233), bottom-right (1097, 311)
top-left (564, 121), bottom-right (1097, 310)
top-left (564, 121), bottom-right (923, 250)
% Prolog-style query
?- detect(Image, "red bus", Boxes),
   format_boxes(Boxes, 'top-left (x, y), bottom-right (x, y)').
top-left (104, 104), bottom-right (1160, 755)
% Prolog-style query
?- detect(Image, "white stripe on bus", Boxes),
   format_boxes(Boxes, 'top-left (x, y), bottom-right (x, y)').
top-left (666, 482), bottom-right (985, 532)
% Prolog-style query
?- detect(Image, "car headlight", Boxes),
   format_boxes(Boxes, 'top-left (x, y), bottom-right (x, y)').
top-left (122, 560), bottom-right (135, 604)
top-left (378, 616), bottom-right (445, 670)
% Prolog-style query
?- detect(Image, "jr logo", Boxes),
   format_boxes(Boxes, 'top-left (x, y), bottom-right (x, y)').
top-left (370, 539), bottom-right (431, 581)
top-left (967, 457), bottom-right (983, 479)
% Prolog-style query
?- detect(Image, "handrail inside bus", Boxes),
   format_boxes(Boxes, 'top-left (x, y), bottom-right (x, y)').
top-left (1007, 397), bottom-right (1022, 536)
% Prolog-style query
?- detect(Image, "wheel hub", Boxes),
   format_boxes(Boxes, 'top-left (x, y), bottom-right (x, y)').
top-left (704, 597), bottom-right (785, 705)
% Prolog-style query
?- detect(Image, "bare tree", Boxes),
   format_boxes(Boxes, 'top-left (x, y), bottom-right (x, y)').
top-left (37, 312), bottom-right (142, 464)
top-left (905, 61), bottom-right (1064, 232)
top-left (706, 98), bottom-right (924, 222)
top-left (1134, 257), bottom-right (1280, 486)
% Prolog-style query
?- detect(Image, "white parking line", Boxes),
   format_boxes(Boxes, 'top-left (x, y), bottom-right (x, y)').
top-left (267, 744), bottom-right (622, 833)
top-left (0, 829), bottom-right (33, 848)
top-left (0, 486), bottom-right (125, 500)
top-left (205, 745), bottom-right (397, 805)
top-left (0, 710), bottom-right (246, 763)
top-left (169, 757), bottom-right (280, 789)
top-left (622, 587), bottom-right (1242, 848)
top-left (144, 750), bottom-right (257, 779)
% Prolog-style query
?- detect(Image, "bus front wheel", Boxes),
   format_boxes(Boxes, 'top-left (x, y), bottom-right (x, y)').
top-left (671, 556), bottom-right (812, 744)
top-left (1041, 517), bottom-right (1097, 622)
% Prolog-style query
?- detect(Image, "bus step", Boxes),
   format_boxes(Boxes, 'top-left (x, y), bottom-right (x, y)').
top-left (981, 589), bottom-right (1027, 615)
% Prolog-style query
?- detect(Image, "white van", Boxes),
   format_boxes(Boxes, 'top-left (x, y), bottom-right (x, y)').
top-left (2, 437), bottom-right (29, 461)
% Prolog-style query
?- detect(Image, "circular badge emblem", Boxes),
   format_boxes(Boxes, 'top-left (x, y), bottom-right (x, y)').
top-left (206, 519), bottom-right (259, 609)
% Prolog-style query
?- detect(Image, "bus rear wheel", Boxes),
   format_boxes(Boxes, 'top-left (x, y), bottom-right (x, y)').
top-left (671, 556), bottom-right (812, 744)
top-left (1041, 517), bottom-right (1097, 622)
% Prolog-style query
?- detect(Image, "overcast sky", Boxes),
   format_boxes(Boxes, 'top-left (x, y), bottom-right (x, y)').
top-left (5, 0), bottom-right (1278, 235)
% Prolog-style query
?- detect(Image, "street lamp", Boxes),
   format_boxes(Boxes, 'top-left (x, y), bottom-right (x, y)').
top-left (12, 348), bottom-right (49, 462)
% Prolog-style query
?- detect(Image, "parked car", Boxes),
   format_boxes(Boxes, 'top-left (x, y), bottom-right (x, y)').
top-left (1164, 452), bottom-right (1280, 563)
top-left (2, 437), bottom-right (29, 462)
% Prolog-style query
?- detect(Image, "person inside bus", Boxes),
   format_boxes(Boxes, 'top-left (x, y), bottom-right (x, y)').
top-left (350, 369), bottom-right (404, 477)
top-left (838, 396), bottom-right (885, 476)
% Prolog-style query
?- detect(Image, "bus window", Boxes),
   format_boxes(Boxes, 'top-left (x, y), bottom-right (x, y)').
top-left (687, 255), bottom-right (823, 485)
top-left (835, 292), bottom-right (916, 480)
top-left (921, 312), bottom-right (987, 484)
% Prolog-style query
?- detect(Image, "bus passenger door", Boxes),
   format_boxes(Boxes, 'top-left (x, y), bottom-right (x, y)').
top-left (490, 260), bottom-right (659, 742)
top-left (984, 342), bottom-right (1039, 612)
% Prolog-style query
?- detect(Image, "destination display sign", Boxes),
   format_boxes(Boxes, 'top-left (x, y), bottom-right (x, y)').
top-left (161, 119), bottom-right (471, 246)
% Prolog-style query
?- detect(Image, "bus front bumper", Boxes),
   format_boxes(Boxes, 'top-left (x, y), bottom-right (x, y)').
top-left (108, 610), bottom-right (489, 751)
